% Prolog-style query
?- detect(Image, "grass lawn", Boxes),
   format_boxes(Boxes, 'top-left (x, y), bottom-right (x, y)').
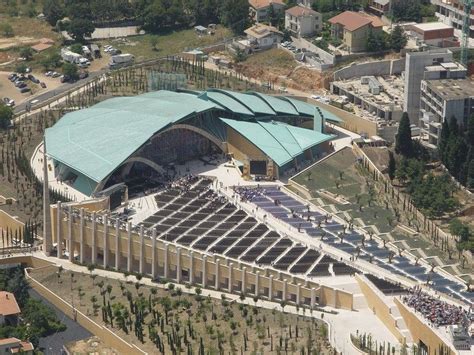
top-left (0, 14), bottom-right (59, 41)
top-left (100, 26), bottom-right (232, 62)
top-left (30, 266), bottom-right (332, 354)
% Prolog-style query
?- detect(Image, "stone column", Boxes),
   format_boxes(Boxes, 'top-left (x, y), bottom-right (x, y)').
top-left (115, 219), bottom-right (120, 270)
top-left (269, 275), bottom-right (273, 301)
top-left (311, 288), bottom-right (316, 308)
top-left (255, 271), bottom-right (260, 296)
top-left (189, 251), bottom-right (194, 284)
top-left (139, 225), bottom-right (144, 274)
top-left (215, 259), bottom-right (220, 290)
top-left (79, 208), bottom-right (84, 264)
top-left (91, 212), bottom-right (97, 264)
top-left (283, 279), bottom-right (288, 302)
top-left (151, 228), bottom-right (157, 279)
top-left (296, 283), bottom-right (301, 306)
top-left (176, 247), bottom-right (182, 283)
top-left (68, 205), bottom-right (73, 262)
top-left (202, 255), bottom-right (207, 287)
top-left (56, 201), bottom-right (62, 258)
top-left (241, 267), bottom-right (247, 294)
top-left (163, 243), bottom-right (169, 279)
top-left (42, 144), bottom-right (52, 256)
top-left (103, 215), bottom-right (108, 269)
top-left (127, 222), bottom-right (132, 273)
top-left (228, 262), bottom-right (233, 293)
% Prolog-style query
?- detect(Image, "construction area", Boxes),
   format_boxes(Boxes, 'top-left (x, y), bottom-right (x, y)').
top-left (330, 75), bottom-right (405, 122)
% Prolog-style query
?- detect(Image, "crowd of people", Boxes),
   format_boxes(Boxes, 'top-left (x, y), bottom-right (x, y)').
top-left (402, 288), bottom-right (470, 327)
top-left (233, 185), bottom-right (273, 202)
top-left (167, 174), bottom-right (200, 193)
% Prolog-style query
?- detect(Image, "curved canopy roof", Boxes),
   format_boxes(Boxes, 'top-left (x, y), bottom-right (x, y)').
top-left (45, 90), bottom-right (342, 184)
top-left (221, 118), bottom-right (334, 167)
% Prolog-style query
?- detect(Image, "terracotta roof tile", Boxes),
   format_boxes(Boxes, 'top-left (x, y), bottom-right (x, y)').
top-left (249, 0), bottom-right (285, 10)
top-left (0, 292), bottom-right (21, 316)
top-left (285, 5), bottom-right (319, 17)
top-left (328, 11), bottom-right (382, 32)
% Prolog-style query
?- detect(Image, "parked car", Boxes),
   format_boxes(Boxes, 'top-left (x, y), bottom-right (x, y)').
top-left (52, 72), bottom-right (60, 78)
top-left (8, 73), bottom-right (16, 80)
top-left (17, 82), bottom-right (27, 89)
top-left (78, 71), bottom-right (89, 79)
top-left (19, 87), bottom-right (31, 93)
top-left (28, 74), bottom-right (40, 84)
top-left (40, 82), bottom-right (46, 88)
top-left (3, 98), bottom-right (15, 107)
top-left (45, 71), bottom-right (53, 76)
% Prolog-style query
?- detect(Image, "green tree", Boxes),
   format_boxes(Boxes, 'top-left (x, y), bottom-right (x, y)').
top-left (438, 118), bottom-right (450, 161)
top-left (219, 0), bottom-right (249, 34)
top-left (467, 159), bottom-right (474, 188)
top-left (70, 43), bottom-right (83, 54)
top-left (43, 0), bottom-right (65, 26)
top-left (20, 47), bottom-right (34, 61)
top-left (63, 62), bottom-right (79, 81)
top-left (0, 105), bottom-right (13, 130)
top-left (466, 114), bottom-right (474, 146)
top-left (150, 36), bottom-right (158, 51)
top-left (388, 151), bottom-right (396, 181)
top-left (389, 25), bottom-right (407, 52)
top-left (67, 18), bottom-right (95, 43)
top-left (395, 112), bottom-right (413, 157)
top-left (1, 23), bottom-right (14, 37)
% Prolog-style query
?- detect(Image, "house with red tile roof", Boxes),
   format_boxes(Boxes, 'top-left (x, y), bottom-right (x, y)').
top-left (328, 11), bottom-right (384, 53)
top-left (0, 292), bottom-right (21, 326)
top-left (0, 338), bottom-right (34, 354)
top-left (249, 0), bottom-right (285, 23)
top-left (285, 5), bottom-right (322, 37)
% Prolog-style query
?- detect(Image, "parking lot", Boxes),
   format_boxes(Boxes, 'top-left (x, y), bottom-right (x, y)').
top-left (0, 70), bottom-right (64, 107)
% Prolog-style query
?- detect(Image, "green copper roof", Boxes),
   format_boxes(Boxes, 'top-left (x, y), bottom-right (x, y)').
top-left (46, 91), bottom-right (218, 183)
top-left (215, 90), bottom-right (276, 115)
top-left (46, 90), bottom-right (342, 191)
top-left (250, 92), bottom-right (300, 116)
top-left (221, 118), bottom-right (333, 166)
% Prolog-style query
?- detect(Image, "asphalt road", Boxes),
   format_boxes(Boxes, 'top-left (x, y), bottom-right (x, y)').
top-left (14, 69), bottom-right (106, 114)
top-left (29, 289), bottom-right (92, 355)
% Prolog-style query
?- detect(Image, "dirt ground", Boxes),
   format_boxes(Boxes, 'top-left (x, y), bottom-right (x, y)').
top-left (30, 266), bottom-right (332, 354)
top-left (0, 71), bottom-right (63, 104)
top-left (235, 48), bottom-right (327, 92)
top-left (66, 336), bottom-right (118, 355)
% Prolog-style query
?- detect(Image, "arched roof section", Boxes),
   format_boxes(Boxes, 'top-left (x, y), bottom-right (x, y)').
top-left (198, 91), bottom-right (254, 116)
top-left (249, 92), bottom-right (300, 116)
top-left (211, 89), bottom-right (276, 116)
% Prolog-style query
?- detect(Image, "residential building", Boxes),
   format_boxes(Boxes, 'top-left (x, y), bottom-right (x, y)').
top-left (431, 0), bottom-right (474, 38)
top-left (328, 11), bottom-right (384, 53)
top-left (236, 23), bottom-right (283, 53)
top-left (403, 49), bottom-right (466, 124)
top-left (285, 5), bottom-right (322, 37)
top-left (0, 292), bottom-right (20, 326)
top-left (0, 338), bottom-right (34, 354)
top-left (249, 0), bottom-right (285, 23)
top-left (367, 0), bottom-right (391, 15)
top-left (420, 78), bottom-right (474, 145)
top-left (408, 22), bottom-right (457, 47)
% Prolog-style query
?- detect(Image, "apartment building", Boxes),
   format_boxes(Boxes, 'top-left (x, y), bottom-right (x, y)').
top-left (285, 5), bottom-right (322, 37)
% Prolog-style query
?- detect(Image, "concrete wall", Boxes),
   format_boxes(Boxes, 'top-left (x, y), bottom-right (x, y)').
top-left (50, 204), bottom-right (355, 311)
top-left (25, 266), bottom-right (145, 354)
top-left (355, 274), bottom-right (406, 343)
top-left (0, 210), bottom-right (25, 235)
top-left (303, 97), bottom-right (378, 136)
top-left (394, 298), bottom-right (456, 355)
top-left (333, 59), bottom-right (405, 81)
top-left (292, 37), bottom-right (335, 65)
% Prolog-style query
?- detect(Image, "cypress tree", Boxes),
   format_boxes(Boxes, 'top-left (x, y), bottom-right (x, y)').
top-left (388, 151), bottom-right (396, 181)
top-left (467, 159), bottom-right (474, 188)
top-left (438, 118), bottom-right (450, 162)
top-left (395, 112), bottom-right (413, 157)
